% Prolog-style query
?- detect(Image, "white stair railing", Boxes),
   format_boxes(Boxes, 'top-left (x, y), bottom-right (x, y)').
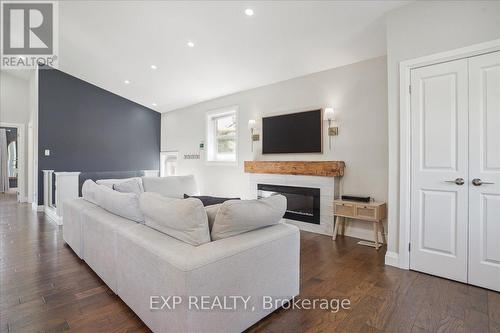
top-left (42, 170), bottom-right (80, 225)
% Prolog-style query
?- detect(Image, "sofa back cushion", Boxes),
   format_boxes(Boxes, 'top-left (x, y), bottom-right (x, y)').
top-left (82, 179), bottom-right (144, 223)
top-left (211, 195), bottom-right (287, 241)
top-left (139, 192), bottom-right (211, 246)
top-left (142, 175), bottom-right (198, 198)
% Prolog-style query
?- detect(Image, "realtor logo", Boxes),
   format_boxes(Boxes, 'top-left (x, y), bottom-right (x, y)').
top-left (1, 1), bottom-right (58, 68)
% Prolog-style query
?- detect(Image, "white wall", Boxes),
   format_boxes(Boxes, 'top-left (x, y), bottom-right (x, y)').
top-left (0, 70), bottom-right (33, 200)
top-left (162, 56), bottom-right (388, 240)
top-left (386, 1), bottom-right (500, 258)
top-left (1, 71), bottom-right (30, 123)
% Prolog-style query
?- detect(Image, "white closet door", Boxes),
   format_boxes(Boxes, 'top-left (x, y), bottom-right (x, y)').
top-left (468, 51), bottom-right (500, 292)
top-left (410, 59), bottom-right (469, 282)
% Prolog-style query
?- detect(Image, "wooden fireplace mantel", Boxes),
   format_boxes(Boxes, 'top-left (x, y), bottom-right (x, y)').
top-left (244, 161), bottom-right (345, 177)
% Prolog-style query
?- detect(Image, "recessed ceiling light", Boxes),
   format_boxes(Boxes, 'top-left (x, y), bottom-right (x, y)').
top-left (124, 80), bottom-right (130, 84)
top-left (150, 65), bottom-right (157, 70)
top-left (187, 41), bottom-right (195, 48)
top-left (152, 102), bottom-right (157, 107)
top-left (245, 8), bottom-right (254, 16)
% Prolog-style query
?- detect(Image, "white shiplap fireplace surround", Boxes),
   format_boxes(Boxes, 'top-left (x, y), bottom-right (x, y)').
top-left (244, 161), bottom-right (344, 236)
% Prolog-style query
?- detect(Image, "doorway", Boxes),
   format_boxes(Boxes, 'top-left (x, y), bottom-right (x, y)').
top-left (408, 51), bottom-right (500, 292)
top-left (0, 123), bottom-right (25, 202)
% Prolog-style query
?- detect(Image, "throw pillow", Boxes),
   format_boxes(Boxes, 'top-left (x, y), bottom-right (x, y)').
top-left (82, 179), bottom-right (99, 205)
top-left (211, 195), bottom-right (287, 241)
top-left (139, 192), bottom-right (211, 246)
top-left (113, 179), bottom-right (144, 195)
top-left (96, 177), bottom-right (144, 191)
top-left (93, 182), bottom-right (144, 223)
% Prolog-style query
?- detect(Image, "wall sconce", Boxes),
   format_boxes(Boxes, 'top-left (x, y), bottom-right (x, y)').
top-left (248, 119), bottom-right (260, 152)
top-left (324, 107), bottom-right (338, 149)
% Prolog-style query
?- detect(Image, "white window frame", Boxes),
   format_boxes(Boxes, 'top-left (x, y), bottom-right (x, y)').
top-left (206, 106), bottom-right (238, 165)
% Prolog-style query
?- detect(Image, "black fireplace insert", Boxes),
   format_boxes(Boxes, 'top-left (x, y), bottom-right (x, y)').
top-left (257, 184), bottom-right (320, 224)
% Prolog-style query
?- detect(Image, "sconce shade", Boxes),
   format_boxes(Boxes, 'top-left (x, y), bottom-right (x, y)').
top-left (248, 119), bottom-right (256, 130)
top-left (323, 107), bottom-right (335, 120)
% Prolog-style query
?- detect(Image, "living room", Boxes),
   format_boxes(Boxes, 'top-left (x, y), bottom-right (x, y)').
top-left (1, 1), bottom-right (500, 332)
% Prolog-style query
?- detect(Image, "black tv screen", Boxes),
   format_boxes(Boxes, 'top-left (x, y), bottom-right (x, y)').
top-left (262, 109), bottom-right (322, 154)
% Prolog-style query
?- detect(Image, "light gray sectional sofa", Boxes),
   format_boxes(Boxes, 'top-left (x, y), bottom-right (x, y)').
top-left (63, 175), bottom-right (300, 333)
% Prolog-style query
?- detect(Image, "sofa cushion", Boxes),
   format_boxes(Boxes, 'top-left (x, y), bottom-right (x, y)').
top-left (97, 177), bottom-right (144, 191)
top-left (83, 180), bottom-right (144, 223)
top-left (211, 195), bottom-right (287, 241)
top-left (142, 175), bottom-right (198, 198)
top-left (139, 192), bottom-right (211, 246)
top-left (184, 194), bottom-right (240, 206)
top-left (113, 179), bottom-right (144, 195)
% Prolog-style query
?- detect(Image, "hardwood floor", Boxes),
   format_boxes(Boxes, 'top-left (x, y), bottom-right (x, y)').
top-left (1, 193), bottom-right (499, 333)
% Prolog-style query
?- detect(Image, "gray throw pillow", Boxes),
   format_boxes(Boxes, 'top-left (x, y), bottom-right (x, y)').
top-left (96, 177), bottom-right (143, 190)
top-left (113, 179), bottom-right (144, 195)
top-left (95, 183), bottom-right (144, 223)
top-left (211, 195), bottom-right (287, 241)
top-left (139, 192), bottom-right (211, 246)
top-left (82, 179), bottom-right (99, 205)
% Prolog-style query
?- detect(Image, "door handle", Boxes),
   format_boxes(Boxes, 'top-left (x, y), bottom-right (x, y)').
top-left (472, 178), bottom-right (495, 186)
top-left (445, 178), bottom-right (465, 185)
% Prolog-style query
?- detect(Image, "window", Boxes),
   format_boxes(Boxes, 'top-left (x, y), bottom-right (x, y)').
top-left (206, 107), bottom-right (238, 163)
top-left (160, 151), bottom-right (178, 176)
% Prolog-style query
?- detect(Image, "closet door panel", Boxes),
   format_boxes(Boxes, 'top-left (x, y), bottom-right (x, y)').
top-left (469, 51), bottom-right (500, 292)
top-left (410, 59), bottom-right (469, 282)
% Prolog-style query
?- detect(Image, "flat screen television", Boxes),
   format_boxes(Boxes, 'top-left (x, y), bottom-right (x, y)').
top-left (262, 109), bottom-right (322, 154)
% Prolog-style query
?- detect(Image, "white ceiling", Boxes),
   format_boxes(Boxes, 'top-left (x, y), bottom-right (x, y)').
top-left (58, 1), bottom-right (410, 113)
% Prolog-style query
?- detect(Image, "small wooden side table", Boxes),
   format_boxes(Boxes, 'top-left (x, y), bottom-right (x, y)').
top-left (332, 200), bottom-right (387, 250)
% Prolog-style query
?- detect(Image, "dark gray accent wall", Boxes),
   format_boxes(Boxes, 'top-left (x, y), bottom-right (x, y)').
top-left (38, 68), bottom-right (160, 205)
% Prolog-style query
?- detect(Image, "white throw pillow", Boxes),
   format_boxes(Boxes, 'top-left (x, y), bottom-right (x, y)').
top-left (141, 175), bottom-right (198, 198)
top-left (113, 179), bottom-right (144, 195)
top-left (96, 177), bottom-right (144, 191)
top-left (82, 180), bottom-right (144, 223)
top-left (82, 179), bottom-right (99, 205)
top-left (139, 192), bottom-right (211, 246)
top-left (211, 195), bottom-right (287, 241)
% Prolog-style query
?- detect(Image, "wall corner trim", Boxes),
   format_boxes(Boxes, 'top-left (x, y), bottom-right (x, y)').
top-left (385, 251), bottom-right (400, 268)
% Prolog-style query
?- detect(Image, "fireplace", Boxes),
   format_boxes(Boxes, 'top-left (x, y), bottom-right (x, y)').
top-left (257, 184), bottom-right (320, 224)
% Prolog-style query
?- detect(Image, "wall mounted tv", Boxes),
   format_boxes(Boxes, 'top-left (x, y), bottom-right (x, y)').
top-left (262, 109), bottom-right (322, 154)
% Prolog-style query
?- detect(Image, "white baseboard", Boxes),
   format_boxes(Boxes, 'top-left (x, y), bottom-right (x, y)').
top-left (343, 226), bottom-right (385, 243)
top-left (385, 251), bottom-right (400, 267)
top-left (18, 196), bottom-right (28, 203)
top-left (285, 220), bottom-right (386, 243)
top-left (34, 205), bottom-right (44, 212)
